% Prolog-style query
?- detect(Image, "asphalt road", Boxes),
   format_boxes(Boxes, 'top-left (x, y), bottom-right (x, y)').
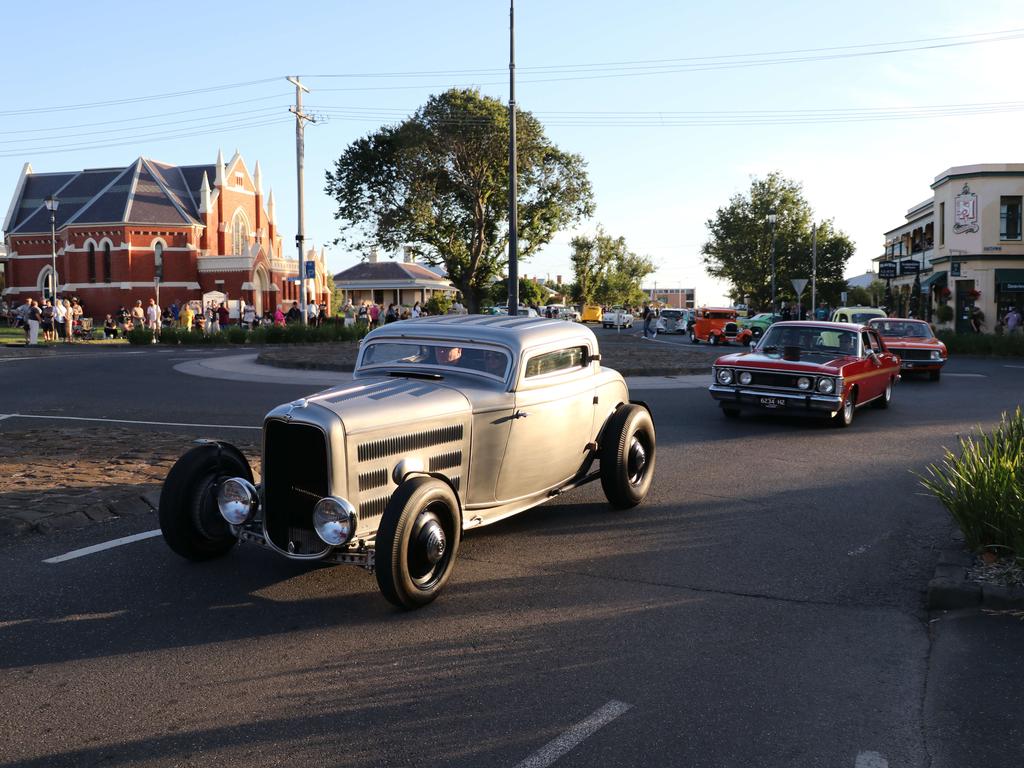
top-left (1, 341), bottom-right (1023, 767)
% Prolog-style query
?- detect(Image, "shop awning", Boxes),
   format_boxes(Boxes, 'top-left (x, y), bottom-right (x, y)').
top-left (995, 269), bottom-right (1024, 291)
top-left (921, 271), bottom-right (947, 290)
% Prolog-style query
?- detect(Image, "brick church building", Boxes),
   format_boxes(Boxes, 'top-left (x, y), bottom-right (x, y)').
top-left (2, 150), bottom-right (327, 317)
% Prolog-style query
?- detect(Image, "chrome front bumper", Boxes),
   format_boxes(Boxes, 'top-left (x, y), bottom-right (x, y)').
top-left (709, 384), bottom-right (842, 413)
top-left (900, 358), bottom-right (945, 370)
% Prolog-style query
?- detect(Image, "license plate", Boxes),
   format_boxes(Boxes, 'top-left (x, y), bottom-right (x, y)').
top-left (759, 396), bottom-right (786, 409)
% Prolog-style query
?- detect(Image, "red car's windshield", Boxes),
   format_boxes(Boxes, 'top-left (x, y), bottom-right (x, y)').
top-left (868, 320), bottom-right (933, 339)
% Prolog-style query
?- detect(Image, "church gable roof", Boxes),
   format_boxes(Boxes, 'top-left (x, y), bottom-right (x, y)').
top-left (7, 172), bottom-right (77, 233)
top-left (125, 160), bottom-right (196, 225)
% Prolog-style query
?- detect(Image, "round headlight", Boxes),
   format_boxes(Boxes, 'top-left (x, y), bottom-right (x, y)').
top-left (717, 368), bottom-right (734, 385)
top-left (797, 376), bottom-right (811, 390)
top-left (817, 377), bottom-right (835, 394)
top-left (738, 371), bottom-right (752, 385)
top-left (313, 497), bottom-right (357, 546)
top-left (216, 477), bottom-right (259, 525)
top-left (931, 349), bottom-right (941, 360)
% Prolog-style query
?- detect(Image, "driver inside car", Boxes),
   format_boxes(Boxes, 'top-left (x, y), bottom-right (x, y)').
top-left (433, 345), bottom-right (463, 366)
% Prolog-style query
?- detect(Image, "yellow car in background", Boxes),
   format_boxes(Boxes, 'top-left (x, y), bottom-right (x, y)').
top-left (581, 305), bottom-right (603, 323)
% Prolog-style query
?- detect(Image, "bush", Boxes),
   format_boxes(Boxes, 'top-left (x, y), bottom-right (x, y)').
top-left (226, 326), bottom-right (248, 345)
top-left (935, 304), bottom-right (954, 323)
top-left (126, 327), bottom-right (154, 345)
top-left (936, 330), bottom-right (1024, 357)
top-left (158, 328), bottom-right (180, 345)
top-left (919, 407), bottom-right (1024, 558)
top-left (425, 294), bottom-right (453, 315)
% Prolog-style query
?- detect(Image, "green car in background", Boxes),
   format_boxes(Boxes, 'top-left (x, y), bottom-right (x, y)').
top-left (739, 312), bottom-right (782, 340)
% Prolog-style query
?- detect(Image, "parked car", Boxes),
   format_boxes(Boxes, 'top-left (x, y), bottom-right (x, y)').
top-left (708, 321), bottom-right (900, 427)
top-left (739, 312), bottom-right (782, 340)
top-left (581, 305), bottom-right (603, 323)
top-left (543, 304), bottom-right (580, 321)
top-left (658, 308), bottom-right (689, 334)
top-left (689, 307), bottom-right (754, 346)
top-left (867, 317), bottom-right (947, 381)
top-left (602, 306), bottom-right (634, 328)
top-left (159, 316), bottom-right (656, 609)
top-left (831, 306), bottom-right (887, 324)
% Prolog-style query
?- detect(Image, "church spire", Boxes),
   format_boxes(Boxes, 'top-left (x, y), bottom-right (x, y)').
top-left (199, 171), bottom-right (211, 214)
top-left (214, 148), bottom-right (225, 188)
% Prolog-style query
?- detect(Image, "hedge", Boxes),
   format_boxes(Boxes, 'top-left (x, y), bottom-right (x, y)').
top-left (936, 330), bottom-right (1024, 356)
top-left (127, 322), bottom-right (369, 346)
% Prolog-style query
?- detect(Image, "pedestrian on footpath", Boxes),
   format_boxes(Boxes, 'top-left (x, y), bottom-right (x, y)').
top-left (26, 299), bottom-right (41, 345)
top-left (641, 303), bottom-right (653, 339)
top-left (1004, 307), bottom-right (1021, 334)
top-left (146, 298), bottom-right (161, 337)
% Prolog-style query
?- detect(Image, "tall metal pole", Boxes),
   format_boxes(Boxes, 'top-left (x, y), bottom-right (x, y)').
top-left (769, 213), bottom-right (777, 315)
top-left (811, 223), bottom-right (817, 317)
top-left (288, 76), bottom-right (312, 325)
top-left (49, 212), bottom-right (58, 301)
top-left (507, 0), bottom-right (519, 314)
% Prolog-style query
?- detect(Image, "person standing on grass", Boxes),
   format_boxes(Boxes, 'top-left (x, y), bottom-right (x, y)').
top-left (146, 298), bottom-right (161, 337)
top-left (180, 302), bottom-right (195, 331)
top-left (53, 297), bottom-right (67, 341)
top-left (26, 299), bottom-right (41, 345)
top-left (242, 302), bottom-right (256, 330)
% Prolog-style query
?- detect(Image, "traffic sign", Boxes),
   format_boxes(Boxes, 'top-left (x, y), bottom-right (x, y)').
top-left (304, 261), bottom-right (316, 279)
top-left (791, 278), bottom-right (808, 295)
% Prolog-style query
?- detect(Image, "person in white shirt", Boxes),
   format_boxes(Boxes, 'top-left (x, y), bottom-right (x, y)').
top-left (412, 301), bottom-right (421, 318)
top-left (53, 299), bottom-right (67, 340)
top-left (146, 298), bottom-right (161, 336)
top-left (306, 302), bottom-right (319, 324)
top-left (242, 303), bottom-right (256, 329)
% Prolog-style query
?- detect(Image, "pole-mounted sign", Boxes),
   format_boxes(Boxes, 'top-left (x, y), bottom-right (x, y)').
top-left (878, 260), bottom-right (898, 279)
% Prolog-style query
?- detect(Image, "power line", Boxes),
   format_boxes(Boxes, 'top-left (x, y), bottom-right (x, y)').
top-left (0, 77), bottom-right (281, 117)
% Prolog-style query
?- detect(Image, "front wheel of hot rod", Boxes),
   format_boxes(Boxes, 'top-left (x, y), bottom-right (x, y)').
top-left (600, 404), bottom-right (656, 509)
top-left (159, 443), bottom-right (252, 561)
top-left (375, 476), bottom-right (461, 609)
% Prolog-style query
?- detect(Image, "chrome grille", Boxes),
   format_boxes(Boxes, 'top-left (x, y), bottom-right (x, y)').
top-left (897, 348), bottom-right (932, 360)
top-left (357, 425), bottom-right (463, 462)
top-left (263, 420), bottom-right (329, 556)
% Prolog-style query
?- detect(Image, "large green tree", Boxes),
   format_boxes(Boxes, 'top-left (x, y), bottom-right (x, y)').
top-left (701, 173), bottom-right (855, 312)
top-left (324, 89), bottom-right (595, 312)
top-left (570, 229), bottom-right (654, 307)
top-left (487, 277), bottom-right (545, 307)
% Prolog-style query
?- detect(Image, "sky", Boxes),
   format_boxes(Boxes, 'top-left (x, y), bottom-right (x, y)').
top-left (3, 0), bottom-right (1024, 305)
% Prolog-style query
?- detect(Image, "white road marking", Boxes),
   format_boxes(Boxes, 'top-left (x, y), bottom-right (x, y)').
top-left (855, 751), bottom-right (889, 768)
top-left (0, 351), bottom-right (146, 362)
top-left (513, 700), bottom-right (632, 768)
top-left (44, 529), bottom-right (162, 564)
top-left (943, 373), bottom-right (986, 378)
top-left (0, 413), bottom-right (260, 430)
top-left (1004, 365), bottom-right (1024, 369)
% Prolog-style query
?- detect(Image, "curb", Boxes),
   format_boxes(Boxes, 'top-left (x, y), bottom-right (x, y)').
top-left (927, 547), bottom-right (1024, 609)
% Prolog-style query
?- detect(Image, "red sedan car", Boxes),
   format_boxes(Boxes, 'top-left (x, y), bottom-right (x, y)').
top-left (867, 318), bottom-right (947, 381)
top-left (708, 321), bottom-right (901, 427)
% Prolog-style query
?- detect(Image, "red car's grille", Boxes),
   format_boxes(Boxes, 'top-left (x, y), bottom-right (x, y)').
top-left (896, 348), bottom-right (932, 360)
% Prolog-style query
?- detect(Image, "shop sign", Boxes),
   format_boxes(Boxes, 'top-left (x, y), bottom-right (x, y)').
top-left (983, 246), bottom-right (1003, 252)
top-left (951, 262), bottom-right (961, 277)
top-left (878, 260), bottom-right (898, 279)
top-left (900, 261), bottom-right (921, 275)
top-left (954, 183), bottom-right (979, 234)
top-left (1002, 282), bottom-right (1024, 292)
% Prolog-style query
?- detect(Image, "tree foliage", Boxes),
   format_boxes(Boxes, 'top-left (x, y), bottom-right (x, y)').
top-left (701, 173), bottom-right (855, 311)
top-left (324, 89), bottom-right (594, 312)
top-left (569, 228), bottom-right (655, 307)
top-left (487, 277), bottom-right (546, 307)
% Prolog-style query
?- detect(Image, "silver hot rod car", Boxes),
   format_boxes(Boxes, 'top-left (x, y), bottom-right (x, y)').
top-left (159, 315), bottom-right (656, 608)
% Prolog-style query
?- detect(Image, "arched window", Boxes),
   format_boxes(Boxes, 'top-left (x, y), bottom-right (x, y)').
top-left (102, 242), bottom-right (111, 283)
top-left (231, 211), bottom-right (249, 256)
top-left (87, 243), bottom-right (97, 283)
top-left (153, 242), bottom-right (164, 283)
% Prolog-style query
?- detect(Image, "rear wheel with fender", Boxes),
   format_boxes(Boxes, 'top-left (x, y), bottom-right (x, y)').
top-left (375, 476), bottom-right (461, 609)
top-left (159, 443), bottom-right (251, 561)
top-left (600, 404), bottom-right (656, 509)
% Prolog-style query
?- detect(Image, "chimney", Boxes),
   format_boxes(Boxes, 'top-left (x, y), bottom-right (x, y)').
top-left (368, 247), bottom-right (379, 264)
top-left (403, 246), bottom-right (415, 263)
top-left (556, 275), bottom-right (562, 285)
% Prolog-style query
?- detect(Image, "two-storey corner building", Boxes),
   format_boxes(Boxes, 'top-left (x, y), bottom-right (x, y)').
top-left (1, 150), bottom-right (328, 319)
top-left (877, 164), bottom-right (1024, 333)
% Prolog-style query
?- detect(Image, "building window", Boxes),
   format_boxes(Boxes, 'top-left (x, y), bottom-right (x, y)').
top-left (231, 211), bottom-right (249, 256)
top-left (939, 202), bottom-right (945, 246)
top-left (153, 242), bottom-right (164, 283)
top-left (235, 172), bottom-right (244, 188)
top-left (102, 243), bottom-right (111, 283)
top-left (1000, 196), bottom-right (1022, 240)
top-left (87, 243), bottom-right (97, 283)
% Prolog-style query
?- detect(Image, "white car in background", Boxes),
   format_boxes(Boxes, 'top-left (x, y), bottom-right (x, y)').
top-left (601, 306), bottom-right (634, 328)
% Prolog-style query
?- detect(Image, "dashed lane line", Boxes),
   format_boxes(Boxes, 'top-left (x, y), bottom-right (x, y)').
top-left (513, 700), bottom-right (632, 768)
top-left (943, 372), bottom-right (986, 378)
top-left (0, 413), bottom-right (260, 430)
top-left (44, 529), bottom-right (162, 564)
top-left (0, 351), bottom-right (146, 362)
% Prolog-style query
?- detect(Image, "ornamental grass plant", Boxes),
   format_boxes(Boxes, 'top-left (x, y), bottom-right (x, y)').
top-left (919, 407), bottom-right (1024, 559)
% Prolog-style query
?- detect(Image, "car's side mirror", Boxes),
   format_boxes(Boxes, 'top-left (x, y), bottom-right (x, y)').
top-left (868, 351), bottom-right (881, 367)
top-left (749, 342), bottom-right (757, 350)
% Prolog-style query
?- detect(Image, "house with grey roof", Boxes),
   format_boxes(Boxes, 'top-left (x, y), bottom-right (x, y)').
top-left (333, 249), bottom-right (455, 308)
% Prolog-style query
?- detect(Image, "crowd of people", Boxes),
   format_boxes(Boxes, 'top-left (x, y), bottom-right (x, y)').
top-left (1, 296), bottom-right (87, 345)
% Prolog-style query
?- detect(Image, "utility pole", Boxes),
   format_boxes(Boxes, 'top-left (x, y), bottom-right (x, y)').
top-left (507, 0), bottom-right (519, 314)
top-left (288, 76), bottom-right (315, 325)
top-left (811, 223), bottom-right (817, 316)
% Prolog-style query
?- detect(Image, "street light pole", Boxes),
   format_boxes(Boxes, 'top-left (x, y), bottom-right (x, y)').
top-left (507, 0), bottom-right (520, 314)
top-left (767, 212), bottom-right (777, 314)
top-left (44, 195), bottom-right (60, 302)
